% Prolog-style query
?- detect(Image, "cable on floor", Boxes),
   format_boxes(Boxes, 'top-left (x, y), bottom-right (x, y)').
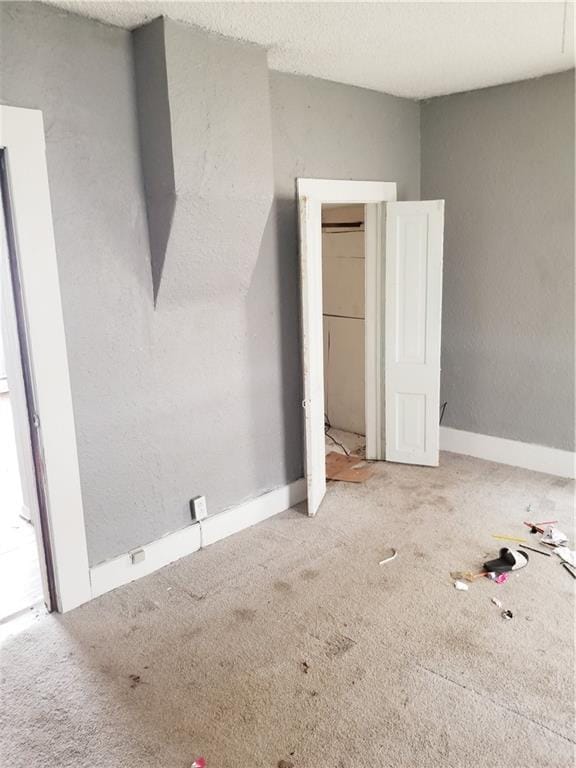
top-left (440, 401), bottom-right (447, 424)
top-left (324, 415), bottom-right (351, 456)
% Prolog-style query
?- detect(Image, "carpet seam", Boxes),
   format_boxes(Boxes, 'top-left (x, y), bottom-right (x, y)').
top-left (417, 664), bottom-right (575, 746)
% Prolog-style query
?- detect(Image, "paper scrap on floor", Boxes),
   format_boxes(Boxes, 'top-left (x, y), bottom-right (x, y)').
top-left (325, 451), bottom-right (373, 483)
top-left (541, 526), bottom-right (568, 546)
top-left (553, 546), bottom-right (576, 567)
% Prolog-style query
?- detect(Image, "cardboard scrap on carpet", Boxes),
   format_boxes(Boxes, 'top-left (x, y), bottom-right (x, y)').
top-left (325, 451), bottom-right (372, 483)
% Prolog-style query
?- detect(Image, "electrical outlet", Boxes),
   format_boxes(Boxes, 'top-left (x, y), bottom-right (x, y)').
top-left (190, 495), bottom-right (207, 521)
top-left (130, 548), bottom-right (145, 565)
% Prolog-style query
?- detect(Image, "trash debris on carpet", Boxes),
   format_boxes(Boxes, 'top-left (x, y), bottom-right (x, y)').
top-left (451, 548), bottom-right (528, 587)
top-left (450, 569), bottom-right (488, 582)
top-left (454, 580), bottom-right (469, 591)
top-left (484, 548), bottom-right (529, 574)
top-left (486, 572), bottom-right (510, 584)
top-left (379, 548), bottom-right (397, 565)
top-left (561, 562), bottom-right (576, 579)
top-left (452, 507), bottom-right (573, 596)
top-left (540, 526), bottom-right (569, 547)
top-left (277, 760), bottom-right (295, 768)
top-left (521, 518), bottom-right (576, 575)
top-left (491, 597), bottom-right (514, 618)
top-left (325, 451), bottom-right (372, 483)
top-left (190, 758), bottom-right (206, 768)
top-left (523, 519), bottom-right (559, 535)
top-left (491, 534), bottom-right (528, 544)
top-left (517, 544), bottom-right (551, 557)
top-left (552, 546), bottom-right (576, 567)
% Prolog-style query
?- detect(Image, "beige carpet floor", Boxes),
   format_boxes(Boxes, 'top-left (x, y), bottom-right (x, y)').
top-left (1, 452), bottom-right (574, 768)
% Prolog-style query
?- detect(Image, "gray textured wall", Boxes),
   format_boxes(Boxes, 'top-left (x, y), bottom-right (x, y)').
top-left (0, 4), bottom-right (420, 564)
top-left (271, 72), bottom-right (420, 201)
top-left (422, 71), bottom-right (575, 451)
top-left (159, 18), bottom-right (275, 305)
top-left (1, 3), bottom-right (156, 566)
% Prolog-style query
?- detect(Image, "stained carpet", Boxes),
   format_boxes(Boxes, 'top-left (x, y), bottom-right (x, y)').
top-left (1, 452), bottom-right (574, 767)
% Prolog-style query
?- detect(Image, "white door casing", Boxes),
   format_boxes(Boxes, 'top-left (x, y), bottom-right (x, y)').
top-left (0, 105), bottom-right (91, 611)
top-left (297, 179), bottom-right (397, 515)
top-left (364, 202), bottom-right (385, 460)
top-left (384, 200), bottom-right (444, 466)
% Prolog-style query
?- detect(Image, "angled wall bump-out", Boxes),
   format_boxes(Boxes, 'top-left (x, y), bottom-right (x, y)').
top-left (133, 17), bottom-right (176, 304)
top-left (132, 16), bottom-right (274, 306)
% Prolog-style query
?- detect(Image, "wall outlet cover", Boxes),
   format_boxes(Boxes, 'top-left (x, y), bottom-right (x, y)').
top-left (190, 495), bottom-right (208, 521)
top-left (130, 548), bottom-right (145, 565)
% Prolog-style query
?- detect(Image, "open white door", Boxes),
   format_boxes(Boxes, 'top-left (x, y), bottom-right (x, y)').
top-left (384, 200), bottom-right (444, 466)
top-left (298, 194), bottom-right (326, 516)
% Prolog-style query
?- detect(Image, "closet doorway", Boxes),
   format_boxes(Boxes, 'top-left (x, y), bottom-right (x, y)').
top-left (321, 203), bottom-right (366, 457)
top-left (298, 179), bottom-right (444, 517)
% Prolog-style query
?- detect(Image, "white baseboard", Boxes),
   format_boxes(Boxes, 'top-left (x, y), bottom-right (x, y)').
top-left (90, 521), bottom-right (202, 599)
top-left (440, 427), bottom-right (575, 479)
top-left (200, 478), bottom-right (307, 547)
top-left (90, 478), bottom-right (307, 599)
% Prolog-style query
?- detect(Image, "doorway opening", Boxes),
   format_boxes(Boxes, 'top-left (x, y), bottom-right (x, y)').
top-left (322, 203), bottom-right (367, 459)
top-left (0, 186), bottom-right (48, 622)
top-left (0, 106), bottom-right (91, 615)
top-left (298, 178), bottom-right (444, 516)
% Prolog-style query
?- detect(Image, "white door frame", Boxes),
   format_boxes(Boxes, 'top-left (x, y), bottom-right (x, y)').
top-left (297, 179), bottom-right (397, 514)
top-left (0, 105), bottom-right (91, 612)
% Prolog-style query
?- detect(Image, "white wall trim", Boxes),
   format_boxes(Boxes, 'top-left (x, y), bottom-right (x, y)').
top-left (200, 478), bottom-right (307, 547)
top-left (0, 106), bottom-right (91, 612)
top-left (364, 203), bottom-right (383, 460)
top-left (297, 178), bottom-right (397, 204)
top-left (90, 521), bottom-right (203, 600)
top-left (90, 478), bottom-right (307, 600)
top-left (440, 427), bottom-right (575, 479)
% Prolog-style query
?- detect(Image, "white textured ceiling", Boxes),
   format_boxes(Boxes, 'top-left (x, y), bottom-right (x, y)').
top-left (45, 1), bottom-right (575, 98)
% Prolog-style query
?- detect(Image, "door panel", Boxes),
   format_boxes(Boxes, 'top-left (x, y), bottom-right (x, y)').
top-left (385, 201), bottom-right (444, 466)
top-left (396, 392), bottom-right (426, 452)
